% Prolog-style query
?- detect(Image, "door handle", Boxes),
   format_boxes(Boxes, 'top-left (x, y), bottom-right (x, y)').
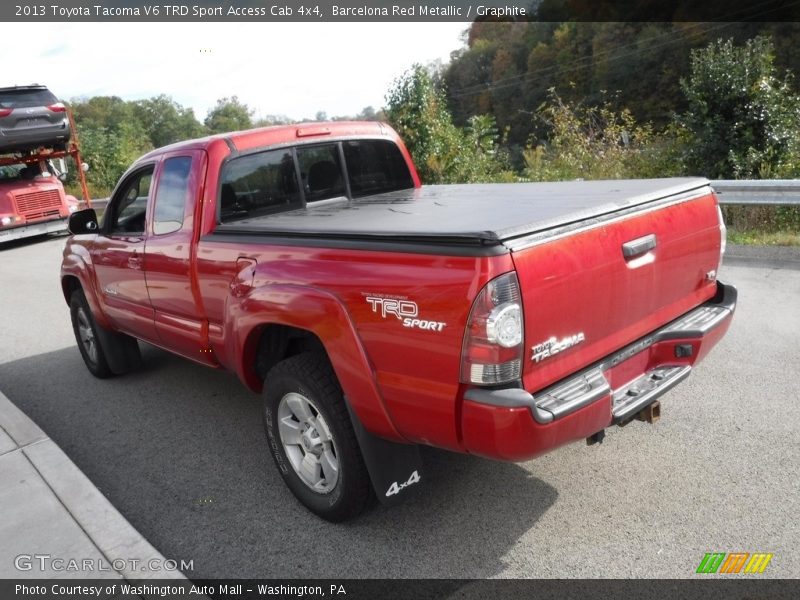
top-left (622, 234), bottom-right (657, 259)
top-left (128, 251), bottom-right (143, 270)
top-left (230, 257), bottom-right (257, 297)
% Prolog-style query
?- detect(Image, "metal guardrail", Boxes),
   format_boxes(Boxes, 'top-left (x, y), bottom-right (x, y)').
top-left (712, 180), bottom-right (800, 206)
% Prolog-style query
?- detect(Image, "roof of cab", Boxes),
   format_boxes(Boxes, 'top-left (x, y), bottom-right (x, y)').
top-left (138, 120), bottom-right (392, 162)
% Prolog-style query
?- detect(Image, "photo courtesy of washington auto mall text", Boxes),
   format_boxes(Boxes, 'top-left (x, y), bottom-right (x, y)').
top-left (14, 583), bottom-right (346, 598)
top-left (1, 0), bottom-right (799, 599)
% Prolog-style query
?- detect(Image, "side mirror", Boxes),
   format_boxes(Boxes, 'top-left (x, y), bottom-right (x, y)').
top-left (68, 208), bottom-right (99, 235)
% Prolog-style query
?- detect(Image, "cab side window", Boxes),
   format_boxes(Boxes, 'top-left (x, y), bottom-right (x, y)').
top-left (153, 157), bottom-right (192, 235)
top-left (108, 168), bottom-right (153, 235)
top-left (219, 149), bottom-right (300, 223)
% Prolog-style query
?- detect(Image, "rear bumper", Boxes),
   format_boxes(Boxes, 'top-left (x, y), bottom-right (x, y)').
top-left (0, 121), bottom-right (71, 152)
top-left (461, 281), bottom-right (737, 461)
top-left (0, 217), bottom-right (68, 242)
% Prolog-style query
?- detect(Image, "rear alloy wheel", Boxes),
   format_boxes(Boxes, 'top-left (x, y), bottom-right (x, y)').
top-left (263, 352), bottom-right (372, 521)
top-left (277, 392), bottom-right (340, 493)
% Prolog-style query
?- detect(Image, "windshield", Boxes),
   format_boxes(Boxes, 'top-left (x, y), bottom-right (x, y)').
top-left (0, 163), bottom-right (48, 182)
top-left (0, 165), bottom-right (25, 181)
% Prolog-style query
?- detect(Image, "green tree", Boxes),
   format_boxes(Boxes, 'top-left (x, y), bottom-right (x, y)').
top-left (204, 96), bottom-right (253, 134)
top-left (385, 65), bottom-right (512, 183)
top-left (678, 36), bottom-right (800, 179)
top-left (70, 96), bottom-right (137, 131)
top-left (132, 95), bottom-right (205, 148)
top-left (75, 121), bottom-right (152, 194)
top-left (68, 96), bottom-right (153, 195)
top-left (385, 64), bottom-right (461, 182)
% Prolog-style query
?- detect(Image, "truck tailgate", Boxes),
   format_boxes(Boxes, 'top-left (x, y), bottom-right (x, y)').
top-left (509, 187), bottom-right (722, 393)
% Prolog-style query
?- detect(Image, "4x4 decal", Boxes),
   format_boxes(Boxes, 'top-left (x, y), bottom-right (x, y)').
top-left (385, 470), bottom-right (421, 497)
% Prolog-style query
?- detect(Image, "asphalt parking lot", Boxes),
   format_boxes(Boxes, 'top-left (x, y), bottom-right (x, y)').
top-left (0, 235), bottom-right (798, 579)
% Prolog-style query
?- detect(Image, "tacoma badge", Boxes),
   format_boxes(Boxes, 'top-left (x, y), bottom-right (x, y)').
top-left (532, 333), bottom-right (586, 363)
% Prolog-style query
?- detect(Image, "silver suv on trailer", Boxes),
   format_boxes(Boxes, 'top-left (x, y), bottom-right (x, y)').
top-left (0, 85), bottom-right (71, 153)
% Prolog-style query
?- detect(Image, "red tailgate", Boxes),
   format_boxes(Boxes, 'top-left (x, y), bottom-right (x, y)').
top-left (511, 191), bottom-right (723, 393)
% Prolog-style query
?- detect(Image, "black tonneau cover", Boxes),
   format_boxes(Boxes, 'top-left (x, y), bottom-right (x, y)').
top-left (214, 178), bottom-right (711, 246)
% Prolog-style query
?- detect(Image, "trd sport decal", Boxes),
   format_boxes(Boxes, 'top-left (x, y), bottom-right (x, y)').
top-left (365, 295), bottom-right (447, 332)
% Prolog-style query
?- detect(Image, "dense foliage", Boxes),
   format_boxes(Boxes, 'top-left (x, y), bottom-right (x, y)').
top-left (678, 37), bottom-right (800, 179)
top-left (444, 21), bottom-right (800, 151)
top-left (522, 91), bottom-right (684, 181)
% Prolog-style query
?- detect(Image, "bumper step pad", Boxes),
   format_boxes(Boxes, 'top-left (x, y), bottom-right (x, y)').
top-left (611, 365), bottom-right (691, 422)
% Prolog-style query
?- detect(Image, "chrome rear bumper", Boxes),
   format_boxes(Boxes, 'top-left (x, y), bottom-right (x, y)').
top-left (465, 282), bottom-right (737, 424)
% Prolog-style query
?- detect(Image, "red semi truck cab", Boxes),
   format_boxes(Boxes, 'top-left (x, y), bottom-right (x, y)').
top-left (61, 121), bottom-right (736, 521)
top-left (0, 160), bottom-right (79, 242)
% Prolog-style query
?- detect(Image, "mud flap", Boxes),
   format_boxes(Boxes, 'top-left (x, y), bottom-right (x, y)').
top-left (94, 323), bottom-right (141, 375)
top-left (345, 398), bottom-right (424, 506)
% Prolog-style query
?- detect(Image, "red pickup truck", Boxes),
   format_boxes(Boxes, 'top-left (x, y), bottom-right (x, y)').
top-left (61, 121), bottom-right (736, 521)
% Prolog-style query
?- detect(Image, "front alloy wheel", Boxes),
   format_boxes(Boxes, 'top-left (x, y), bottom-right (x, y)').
top-left (75, 306), bottom-right (98, 366)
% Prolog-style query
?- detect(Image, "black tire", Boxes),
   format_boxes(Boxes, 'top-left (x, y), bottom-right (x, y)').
top-left (69, 289), bottom-right (140, 378)
top-left (263, 352), bottom-right (372, 522)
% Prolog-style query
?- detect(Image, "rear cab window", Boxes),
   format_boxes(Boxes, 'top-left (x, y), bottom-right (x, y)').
top-left (343, 140), bottom-right (414, 197)
top-left (218, 138), bottom-right (413, 224)
top-left (296, 144), bottom-right (346, 202)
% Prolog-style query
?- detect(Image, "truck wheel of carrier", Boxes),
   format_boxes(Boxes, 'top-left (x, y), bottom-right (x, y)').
top-left (263, 351), bottom-right (372, 521)
top-left (69, 288), bottom-right (140, 378)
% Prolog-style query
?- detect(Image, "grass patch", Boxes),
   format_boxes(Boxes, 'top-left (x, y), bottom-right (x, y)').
top-left (728, 229), bottom-right (800, 246)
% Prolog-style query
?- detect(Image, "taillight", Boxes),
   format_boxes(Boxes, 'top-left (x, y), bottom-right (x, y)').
top-left (461, 272), bottom-right (524, 385)
top-left (0, 108), bottom-right (12, 118)
top-left (717, 204), bottom-right (727, 259)
top-left (47, 103), bottom-right (66, 113)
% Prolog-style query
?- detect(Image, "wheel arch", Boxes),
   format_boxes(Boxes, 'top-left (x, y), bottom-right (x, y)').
top-left (230, 284), bottom-right (404, 442)
top-left (61, 246), bottom-right (112, 329)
